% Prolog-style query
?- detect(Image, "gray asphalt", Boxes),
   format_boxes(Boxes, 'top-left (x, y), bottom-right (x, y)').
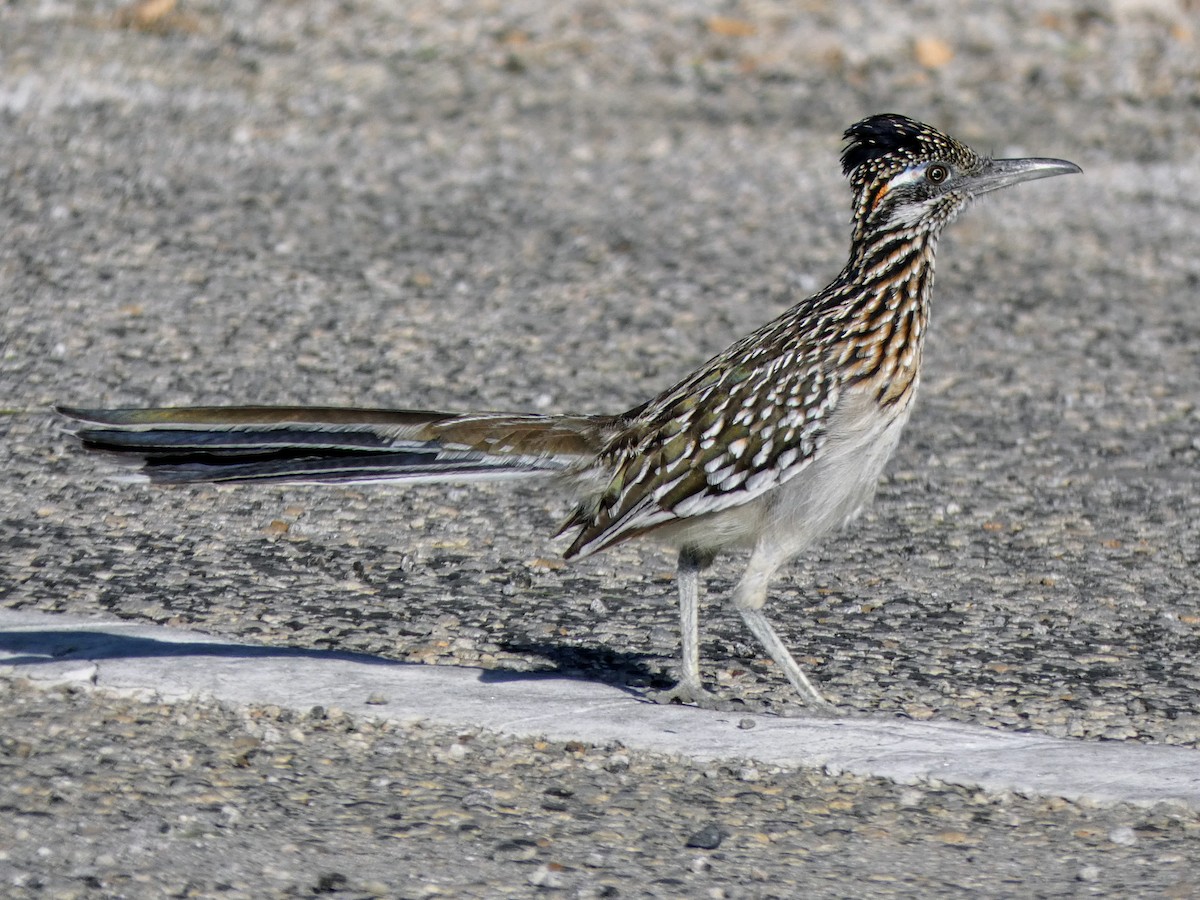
top-left (2, 0), bottom-right (1200, 896)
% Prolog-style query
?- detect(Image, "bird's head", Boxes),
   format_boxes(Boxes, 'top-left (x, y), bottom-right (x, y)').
top-left (840, 114), bottom-right (1081, 239)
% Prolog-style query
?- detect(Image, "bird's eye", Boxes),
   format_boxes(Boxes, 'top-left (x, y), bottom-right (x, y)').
top-left (926, 164), bottom-right (949, 185)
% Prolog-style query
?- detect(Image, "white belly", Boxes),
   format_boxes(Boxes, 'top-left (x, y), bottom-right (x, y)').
top-left (761, 389), bottom-right (911, 555)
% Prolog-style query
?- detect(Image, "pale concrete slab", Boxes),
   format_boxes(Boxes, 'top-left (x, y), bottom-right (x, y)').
top-left (2, 609), bottom-right (1197, 811)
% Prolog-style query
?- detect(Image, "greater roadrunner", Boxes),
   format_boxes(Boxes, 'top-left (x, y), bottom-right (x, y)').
top-left (59, 115), bottom-right (1080, 707)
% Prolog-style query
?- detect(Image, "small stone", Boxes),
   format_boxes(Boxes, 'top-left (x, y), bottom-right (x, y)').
top-left (494, 839), bottom-right (539, 861)
top-left (737, 718), bottom-right (757, 730)
top-left (1077, 866), bottom-right (1102, 882)
top-left (936, 830), bottom-right (973, 845)
top-left (914, 36), bottom-right (954, 68)
top-left (707, 16), bottom-right (756, 38)
top-left (898, 789), bottom-right (925, 808)
top-left (1108, 826), bottom-right (1137, 846)
top-left (461, 790), bottom-right (493, 809)
top-left (605, 754), bottom-right (630, 772)
top-left (686, 824), bottom-right (725, 849)
top-left (527, 863), bottom-right (567, 889)
top-left (315, 872), bottom-right (348, 893)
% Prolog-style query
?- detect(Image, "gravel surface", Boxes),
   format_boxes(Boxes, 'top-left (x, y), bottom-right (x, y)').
top-left (1, 0), bottom-right (1199, 892)
top-left (3, 678), bottom-right (1199, 899)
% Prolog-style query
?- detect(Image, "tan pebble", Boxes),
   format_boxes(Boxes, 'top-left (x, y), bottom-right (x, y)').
top-left (936, 830), bottom-right (975, 845)
top-left (707, 16), bottom-right (756, 37)
top-left (914, 36), bottom-right (954, 68)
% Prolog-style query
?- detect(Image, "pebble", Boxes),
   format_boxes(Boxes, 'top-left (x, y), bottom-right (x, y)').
top-left (686, 825), bottom-right (726, 850)
top-left (1108, 826), bottom-right (1138, 846)
top-left (527, 864), bottom-right (567, 888)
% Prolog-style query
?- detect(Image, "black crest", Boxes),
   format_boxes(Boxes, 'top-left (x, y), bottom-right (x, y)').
top-left (841, 114), bottom-right (948, 177)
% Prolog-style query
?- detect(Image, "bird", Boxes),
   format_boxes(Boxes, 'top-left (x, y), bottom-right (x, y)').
top-left (58, 114), bottom-right (1081, 708)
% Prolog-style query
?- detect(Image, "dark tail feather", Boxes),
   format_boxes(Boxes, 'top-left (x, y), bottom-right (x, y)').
top-left (56, 405), bottom-right (609, 486)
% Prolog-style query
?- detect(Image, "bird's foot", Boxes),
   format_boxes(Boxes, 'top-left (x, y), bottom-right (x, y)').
top-left (646, 680), bottom-right (751, 713)
top-left (648, 678), bottom-right (841, 716)
top-left (647, 679), bottom-right (712, 707)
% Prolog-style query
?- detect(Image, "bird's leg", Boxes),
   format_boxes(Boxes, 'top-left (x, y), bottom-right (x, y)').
top-left (733, 547), bottom-right (832, 708)
top-left (650, 546), bottom-right (716, 705)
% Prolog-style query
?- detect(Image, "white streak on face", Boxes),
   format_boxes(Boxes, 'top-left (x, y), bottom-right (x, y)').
top-left (881, 164), bottom-right (942, 229)
top-left (884, 165), bottom-right (928, 194)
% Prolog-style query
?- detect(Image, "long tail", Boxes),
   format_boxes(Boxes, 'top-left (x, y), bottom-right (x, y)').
top-left (57, 405), bottom-right (611, 486)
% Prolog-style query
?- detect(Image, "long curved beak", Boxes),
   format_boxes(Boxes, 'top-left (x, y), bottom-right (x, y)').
top-left (967, 157), bottom-right (1083, 196)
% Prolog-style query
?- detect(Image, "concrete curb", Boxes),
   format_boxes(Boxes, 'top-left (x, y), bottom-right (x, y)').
top-left (3, 609), bottom-right (1198, 810)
